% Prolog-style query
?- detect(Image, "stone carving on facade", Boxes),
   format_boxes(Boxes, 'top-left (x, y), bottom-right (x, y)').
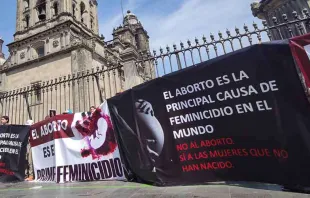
top-left (53, 40), bottom-right (59, 48)
top-left (251, 2), bottom-right (262, 18)
top-left (70, 34), bottom-right (82, 46)
top-left (106, 55), bottom-right (112, 63)
top-left (72, 51), bottom-right (77, 61)
top-left (123, 38), bottom-right (131, 46)
top-left (91, 39), bottom-right (96, 50)
top-left (20, 52), bottom-right (25, 59)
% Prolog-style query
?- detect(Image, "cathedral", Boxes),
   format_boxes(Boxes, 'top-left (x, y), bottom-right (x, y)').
top-left (251, 0), bottom-right (310, 39)
top-left (0, 0), bottom-right (153, 123)
top-left (0, 0), bottom-right (152, 93)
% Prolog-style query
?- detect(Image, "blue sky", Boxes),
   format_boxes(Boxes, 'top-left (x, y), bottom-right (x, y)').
top-left (0, 0), bottom-right (262, 58)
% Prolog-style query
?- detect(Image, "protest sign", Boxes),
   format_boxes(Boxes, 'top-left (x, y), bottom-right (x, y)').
top-left (0, 125), bottom-right (29, 182)
top-left (30, 101), bottom-right (125, 183)
top-left (108, 42), bottom-right (310, 186)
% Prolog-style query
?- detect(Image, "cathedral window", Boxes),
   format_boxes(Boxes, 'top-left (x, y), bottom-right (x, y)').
top-left (135, 34), bottom-right (140, 49)
top-left (53, 2), bottom-right (59, 16)
top-left (36, 0), bottom-right (46, 21)
top-left (72, 3), bottom-right (76, 18)
top-left (31, 81), bottom-right (42, 104)
top-left (25, 15), bottom-right (30, 29)
top-left (90, 18), bottom-right (93, 30)
top-left (34, 88), bottom-right (42, 103)
top-left (36, 46), bottom-right (45, 58)
top-left (80, 2), bottom-right (86, 23)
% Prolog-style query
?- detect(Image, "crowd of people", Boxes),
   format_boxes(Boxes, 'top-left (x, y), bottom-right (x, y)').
top-left (0, 106), bottom-right (98, 181)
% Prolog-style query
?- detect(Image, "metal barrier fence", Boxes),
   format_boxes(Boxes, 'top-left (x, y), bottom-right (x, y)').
top-left (0, 64), bottom-right (124, 124)
top-left (2, 9), bottom-right (310, 124)
top-left (136, 9), bottom-right (310, 79)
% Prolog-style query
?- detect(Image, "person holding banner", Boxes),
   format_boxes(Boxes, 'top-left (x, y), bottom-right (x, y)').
top-left (25, 120), bottom-right (34, 181)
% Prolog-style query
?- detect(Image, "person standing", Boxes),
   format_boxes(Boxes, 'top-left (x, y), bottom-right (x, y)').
top-left (25, 120), bottom-right (34, 181)
top-left (90, 106), bottom-right (96, 114)
top-left (1, 116), bottom-right (9, 125)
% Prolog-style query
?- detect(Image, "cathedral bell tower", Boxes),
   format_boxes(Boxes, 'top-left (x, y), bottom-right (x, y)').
top-left (0, 0), bottom-right (154, 122)
top-left (1, 0), bottom-right (110, 112)
top-left (15, 0), bottom-right (99, 41)
top-left (110, 10), bottom-right (154, 89)
top-left (2, 0), bottom-right (101, 87)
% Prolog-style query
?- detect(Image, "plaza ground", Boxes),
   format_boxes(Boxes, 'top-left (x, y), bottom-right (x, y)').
top-left (0, 181), bottom-right (309, 198)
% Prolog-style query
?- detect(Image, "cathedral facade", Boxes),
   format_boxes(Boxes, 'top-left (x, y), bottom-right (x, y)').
top-left (251, 0), bottom-right (310, 39)
top-left (0, 0), bottom-right (153, 123)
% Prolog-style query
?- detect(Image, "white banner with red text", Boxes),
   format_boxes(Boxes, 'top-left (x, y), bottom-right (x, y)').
top-left (30, 101), bottom-right (126, 183)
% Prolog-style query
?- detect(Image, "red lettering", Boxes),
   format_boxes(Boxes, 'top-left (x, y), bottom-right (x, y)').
top-left (273, 149), bottom-right (289, 159)
top-left (179, 153), bottom-right (186, 162)
top-left (249, 148), bottom-right (272, 157)
top-left (200, 138), bottom-right (234, 148)
top-left (176, 143), bottom-right (188, 151)
top-left (199, 161), bottom-right (233, 170)
top-left (0, 168), bottom-right (14, 175)
top-left (208, 149), bottom-right (249, 158)
top-left (182, 164), bottom-right (199, 172)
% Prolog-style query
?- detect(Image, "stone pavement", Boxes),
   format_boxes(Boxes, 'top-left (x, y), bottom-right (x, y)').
top-left (0, 181), bottom-right (309, 198)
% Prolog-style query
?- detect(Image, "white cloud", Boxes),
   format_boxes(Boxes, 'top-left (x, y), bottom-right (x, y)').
top-left (142, 0), bottom-right (261, 51)
top-left (100, 0), bottom-right (262, 52)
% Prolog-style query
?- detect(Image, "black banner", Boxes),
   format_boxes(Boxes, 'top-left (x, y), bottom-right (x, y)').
top-left (0, 125), bottom-right (30, 182)
top-left (108, 41), bottom-right (310, 186)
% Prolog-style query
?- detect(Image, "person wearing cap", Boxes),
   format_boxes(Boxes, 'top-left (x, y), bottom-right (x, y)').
top-left (25, 120), bottom-right (34, 181)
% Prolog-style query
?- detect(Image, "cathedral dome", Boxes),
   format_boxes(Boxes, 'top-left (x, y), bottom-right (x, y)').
top-left (124, 10), bottom-right (139, 25)
top-left (126, 10), bottom-right (135, 17)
